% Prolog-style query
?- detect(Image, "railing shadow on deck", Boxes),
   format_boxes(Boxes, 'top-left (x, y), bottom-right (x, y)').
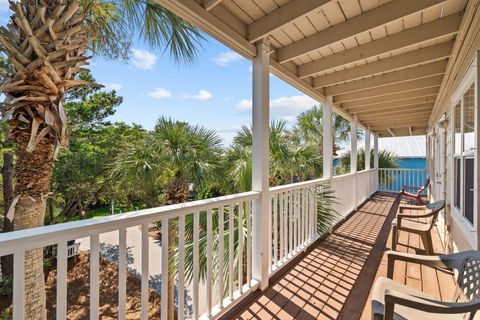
top-left (222, 192), bottom-right (400, 320)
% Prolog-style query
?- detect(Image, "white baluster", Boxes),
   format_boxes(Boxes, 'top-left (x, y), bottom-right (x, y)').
top-left (90, 234), bottom-right (100, 320)
top-left (57, 242), bottom-right (67, 320)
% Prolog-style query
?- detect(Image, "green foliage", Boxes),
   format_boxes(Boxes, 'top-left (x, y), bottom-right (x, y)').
top-left (0, 308), bottom-right (11, 320)
top-left (315, 185), bottom-right (340, 236)
top-left (51, 73), bottom-right (147, 219)
top-left (226, 120), bottom-right (322, 192)
top-left (335, 148), bottom-right (400, 175)
top-left (82, 0), bottom-right (204, 63)
top-left (293, 104), bottom-right (362, 157)
top-left (0, 276), bottom-right (12, 297)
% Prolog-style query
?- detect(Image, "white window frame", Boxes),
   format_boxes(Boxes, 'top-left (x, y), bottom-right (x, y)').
top-left (450, 57), bottom-right (478, 242)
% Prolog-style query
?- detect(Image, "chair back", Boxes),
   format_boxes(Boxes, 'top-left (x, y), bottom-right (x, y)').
top-left (416, 176), bottom-right (430, 195)
top-left (424, 200), bottom-right (445, 229)
top-left (455, 254), bottom-right (480, 304)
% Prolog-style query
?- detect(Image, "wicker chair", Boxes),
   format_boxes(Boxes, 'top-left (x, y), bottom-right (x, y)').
top-left (391, 200), bottom-right (445, 255)
top-left (372, 250), bottom-right (480, 320)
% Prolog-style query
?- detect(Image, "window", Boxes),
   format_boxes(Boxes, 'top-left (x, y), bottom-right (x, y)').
top-left (455, 157), bottom-right (461, 210)
top-left (452, 82), bottom-right (477, 227)
top-left (464, 85), bottom-right (475, 153)
top-left (465, 157), bottom-right (474, 224)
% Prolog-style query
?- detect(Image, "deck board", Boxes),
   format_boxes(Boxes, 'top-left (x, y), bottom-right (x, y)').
top-left (225, 193), bottom-right (456, 320)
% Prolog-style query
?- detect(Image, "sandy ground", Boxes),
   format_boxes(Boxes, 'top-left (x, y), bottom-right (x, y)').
top-left (76, 225), bottom-right (206, 318)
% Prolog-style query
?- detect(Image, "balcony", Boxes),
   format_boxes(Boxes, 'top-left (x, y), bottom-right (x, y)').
top-left (1, 167), bottom-right (455, 320)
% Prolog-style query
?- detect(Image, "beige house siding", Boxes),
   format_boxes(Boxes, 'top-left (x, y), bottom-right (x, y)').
top-left (427, 0), bottom-right (480, 254)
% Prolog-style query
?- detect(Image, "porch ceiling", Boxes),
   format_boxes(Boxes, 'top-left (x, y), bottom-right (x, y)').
top-left (156, 0), bottom-right (466, 137)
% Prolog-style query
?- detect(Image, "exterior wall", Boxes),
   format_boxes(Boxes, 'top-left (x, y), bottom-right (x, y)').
top-left (427, 0), bottom-right (480, 254)
top-left (428, 59), bottom-right (479, 252)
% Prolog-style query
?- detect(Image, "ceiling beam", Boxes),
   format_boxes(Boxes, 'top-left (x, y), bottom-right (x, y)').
top-left (276, 0), bottom-right (446, 63)
top-left (310, 41), bottom-right (453, 86)
top-left (409, 126), bottom-right (414, 136)
top-left (370, 118), bottom-right (430, 128)
top-left (297, 13), bottom-right (461, 77)
top-left (339, 88), bottom-right (439, 107)
top-left (342, 94), bottom-right (438, 110)
top-left (323, 60), bottom-right (447, 95)
top-left (354, 104), bottom-right (434, 117)
top-left (359, 110), bottom-right (433, 122)
top-left (334, 75), bottom-right (443, 103)
top-left (202, 0), bottom-right (224, 11)
top-left (387, 128), bottom-right (396, 137)
top-left (247, 0), bottom-right (332, 43)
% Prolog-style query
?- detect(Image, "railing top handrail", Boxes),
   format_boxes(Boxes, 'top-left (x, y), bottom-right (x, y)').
top-left (378, 168), bottom-right (426, 171)
top-left (268, 168), bottom-right (377, 194)
top-left (0, 191), bottom-right (260, 255)
top-left (269, 177), bottom-right (328, 194)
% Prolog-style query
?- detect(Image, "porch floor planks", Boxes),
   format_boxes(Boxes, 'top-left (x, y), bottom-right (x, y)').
top-left (359, 202), bottom-right (457, 319)
top-left (225, 192), bottom-right (457, 320)
top-left (226, 193), bottom-right (395, 320)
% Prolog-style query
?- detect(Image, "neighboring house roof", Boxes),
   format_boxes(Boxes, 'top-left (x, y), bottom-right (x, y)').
top-left (379, 135), bottom-right (426, 158)
top-left (335, 135), bottom-right (426, 158)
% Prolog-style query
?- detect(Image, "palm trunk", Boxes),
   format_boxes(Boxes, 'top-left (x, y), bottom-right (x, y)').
top-left (1, 151), bottom-right (14, 278)
top-left (13, 133), bottom-right (54, 320)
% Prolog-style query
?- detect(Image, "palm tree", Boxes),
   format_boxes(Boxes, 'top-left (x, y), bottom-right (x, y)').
top-left (227, 120), bottom-right (320, 190)
top-left (335, 148), bottom-right (400, 174)
top-left (0, 1), bottom-right (202, 318)
top-left (294, 104), bottom-right (361, 157)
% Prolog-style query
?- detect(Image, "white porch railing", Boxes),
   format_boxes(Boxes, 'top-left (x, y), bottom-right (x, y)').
top-left (1, 169), bottom-right (379, 320)
top-left (378, 168), bottom-right (428, 193)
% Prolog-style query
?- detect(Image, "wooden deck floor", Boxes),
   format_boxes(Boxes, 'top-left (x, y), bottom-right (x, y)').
top-left (226, 193), bottom-right (456, 320)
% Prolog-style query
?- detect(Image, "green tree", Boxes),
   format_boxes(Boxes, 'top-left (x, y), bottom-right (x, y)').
top-left (52, 73), bottom-right (147, 220)
top-left (227, 120), bottom-right (321, 192)
top-left (294, 105), bottom-right (362, 157)
top-left (335, 148), bottom-right (400, 174)
top-left (0, 1), bottom-right (202, 317)
top-left (112, 117), bottom-right (225, 318)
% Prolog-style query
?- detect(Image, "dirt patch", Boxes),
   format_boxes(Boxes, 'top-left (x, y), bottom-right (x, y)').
top-left (45, 251), bottom-right (161, 320)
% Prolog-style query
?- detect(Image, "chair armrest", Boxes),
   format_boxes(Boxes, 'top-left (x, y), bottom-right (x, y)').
top-left (387, 251), bottom-right (450, 278)
top-left (397, 211), bottom-right (435, 220)
top-left (383, 288), bottom-right (479, 320)
top-left (403, 185), bottom-right (422, 190)
top-left (396, 212), bottom-right (434, 228)
top-left (399, 205), bottom-right (427, 213)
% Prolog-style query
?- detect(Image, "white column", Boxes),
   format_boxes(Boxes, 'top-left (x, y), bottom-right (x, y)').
top-left (252, 39), bottom-right (270, 290)
top-left (365, 129), bottom-right (371, 170)
top-left (323, 102), bottom-right (333, 179)
top-left (374, 133), bottom-right (379, 169)
top-left (351, 116), bottom-right (358, 174)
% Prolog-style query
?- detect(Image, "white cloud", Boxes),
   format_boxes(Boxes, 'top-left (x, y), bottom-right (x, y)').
top-left (214, 51), bottom-right (243, 67)
top-left (0, 0), bottom-right (9, 12)
top-left (237, 99), bottom-right (252, 111)
top-left (148, 88), bottom-right (172, 99)
top-left (106, 83), bottom-right (123, 91)
top-left (236, 95), bottom-right (317, 120)
top-left (131, 48), bottom-right (158, 70)
top-left (192, 90), bottom-right (212, 100)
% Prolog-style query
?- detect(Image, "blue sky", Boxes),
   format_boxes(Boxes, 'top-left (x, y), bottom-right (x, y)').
top-left (89, 40), bottom-right (318, 143)
top-left (0, 2), bottom-right (321, 144)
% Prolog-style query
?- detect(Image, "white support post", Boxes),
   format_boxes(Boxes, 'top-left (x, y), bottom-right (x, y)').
top-left (252, 39), bottom-right (270, 290)
top-left (323, 101), bottom-right (333, 179)
top-left (351, 116), bottom-right (358, 174)
top-left (351, 116), bottom-right (358, 208)
top-left (374, 133), bottom-right (379, 191)
top-left (365, 129), bottom-right (371, 170)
